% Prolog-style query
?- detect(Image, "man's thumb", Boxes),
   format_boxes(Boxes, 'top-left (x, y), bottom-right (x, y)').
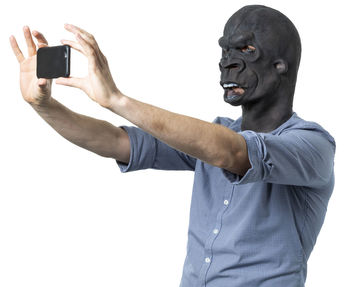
top-left (55, 77), bottom-right (84, 90)
top-left (37, 78), bottom-right (50, 92)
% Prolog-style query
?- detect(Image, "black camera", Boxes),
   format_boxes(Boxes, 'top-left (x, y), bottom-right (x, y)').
top-left (36, 45), bottom-right (70, 79)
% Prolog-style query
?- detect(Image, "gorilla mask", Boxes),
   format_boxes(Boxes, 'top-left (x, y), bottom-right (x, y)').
top-left (218, 5), bottom-right (301, 112)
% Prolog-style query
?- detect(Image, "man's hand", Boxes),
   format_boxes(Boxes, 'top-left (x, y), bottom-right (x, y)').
top-left (56, 24), bottom-right (122, 108)
top-left (10, 26), bottom-right (52, 106)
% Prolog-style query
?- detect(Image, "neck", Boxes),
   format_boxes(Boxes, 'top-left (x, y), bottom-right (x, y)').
top-left (240, 90), bottom-right (294, 133)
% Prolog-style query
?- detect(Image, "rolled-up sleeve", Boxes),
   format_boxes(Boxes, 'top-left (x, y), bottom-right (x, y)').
top-left (116, 126), bottom-right (197, 172)
top-left (223, 128), bottom-right (336, 187)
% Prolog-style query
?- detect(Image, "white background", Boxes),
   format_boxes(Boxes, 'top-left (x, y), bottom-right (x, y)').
top-left (0, 0), bottom-right (348, 286)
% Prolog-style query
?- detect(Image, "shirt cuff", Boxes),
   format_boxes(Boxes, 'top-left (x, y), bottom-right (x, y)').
top-left (222, 130), bottom-right (265, 184)
top-left (115, 126), bottom-right (156, 173)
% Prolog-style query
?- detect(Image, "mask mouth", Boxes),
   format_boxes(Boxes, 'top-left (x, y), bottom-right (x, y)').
top-left (221, 81), bottom-right (246, 97)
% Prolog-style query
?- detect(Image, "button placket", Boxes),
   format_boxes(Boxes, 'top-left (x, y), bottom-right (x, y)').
top-left (198, 185), bottom-right (235, 287)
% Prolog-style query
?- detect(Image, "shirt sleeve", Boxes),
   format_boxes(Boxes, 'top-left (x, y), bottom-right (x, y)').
top-left (116, 126), bottom-right (197, 172)
top-left (222, 128), bottom-right (336, 187)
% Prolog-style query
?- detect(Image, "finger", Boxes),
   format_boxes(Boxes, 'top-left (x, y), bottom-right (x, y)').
top-left (64, 23), bottom-right (101, 52)
top-left (23, 26), bottom-right (36, 56)
top-left (64, 23), bottom-right (91, 40)
top-left (38, 43), bottom-right (48, 49)
top-left (38, 78), bottom-right (48, 87)
top-left (76, 33), bottom-right (108, 68)
top-left (75, 33), bottom-right (98, 63)
top-left (55, 77), bottom-right (85, 90)
top-left (9, 35), bottom-right (25, 63)
top-left (32, 30), bottom-right (48, 45)
top-left (60, 39), bottom-right (85, 54)
top-left (37, 78), bottom-right (51, 94)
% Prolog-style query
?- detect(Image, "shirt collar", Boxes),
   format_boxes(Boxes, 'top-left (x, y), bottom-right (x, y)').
top-left (229, 112), bottom-right (298, 134)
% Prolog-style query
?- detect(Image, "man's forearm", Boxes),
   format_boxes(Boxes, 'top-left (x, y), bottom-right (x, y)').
top-left (107, 94), bottom-right (250, 175)
top-left (30, 97), bottom-right (130, 163)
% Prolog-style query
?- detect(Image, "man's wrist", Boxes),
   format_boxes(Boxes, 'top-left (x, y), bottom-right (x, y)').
top-left (29, 96), bottom-right (55, 111)
top-left (105, 91), bottom-right (128, 115)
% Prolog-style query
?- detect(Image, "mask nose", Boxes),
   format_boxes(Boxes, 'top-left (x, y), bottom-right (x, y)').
top-left (220, 58), bottom-right (245, 73)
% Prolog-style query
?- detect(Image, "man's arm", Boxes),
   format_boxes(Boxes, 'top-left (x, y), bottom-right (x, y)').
top-left (108, 95), bottom-right (250, 176)
top-left (57, 24), bottom-right (251, 176)
top-left (30, 98), bottom-right (130, 163)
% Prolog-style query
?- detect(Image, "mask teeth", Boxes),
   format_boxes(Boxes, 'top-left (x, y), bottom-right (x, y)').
top-left (223, 82), bottom-right (239, 88)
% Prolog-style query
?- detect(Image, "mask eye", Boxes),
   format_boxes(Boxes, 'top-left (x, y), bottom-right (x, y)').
top-left (241, 45), bottom-right (256, 53)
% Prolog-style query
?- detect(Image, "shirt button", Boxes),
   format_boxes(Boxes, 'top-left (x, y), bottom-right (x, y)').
top-left (224, 199), bottom-right (229, 205)
top-left (205, 257), bottom-right (211, 263)
top-left (213, 229), bottom-right (219, 234)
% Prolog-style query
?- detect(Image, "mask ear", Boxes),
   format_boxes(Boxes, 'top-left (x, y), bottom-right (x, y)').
top-left (274, 59), bottom-right (288, 74)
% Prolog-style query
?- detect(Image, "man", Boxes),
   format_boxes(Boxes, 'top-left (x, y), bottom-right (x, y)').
top-left (10, 5), bottom-right (335, 287)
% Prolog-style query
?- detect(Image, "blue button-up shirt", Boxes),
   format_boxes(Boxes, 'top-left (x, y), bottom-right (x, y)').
top-left (116, 112), bottom-right (335, 287)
